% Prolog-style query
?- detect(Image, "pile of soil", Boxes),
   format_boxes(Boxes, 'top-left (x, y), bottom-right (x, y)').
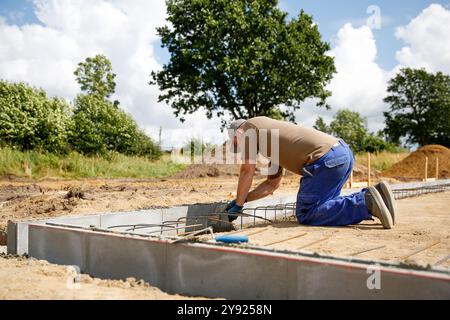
top-left (174, 164), bottom-right (223, 178)
top-left (381, 145), bottom-right (450, 180)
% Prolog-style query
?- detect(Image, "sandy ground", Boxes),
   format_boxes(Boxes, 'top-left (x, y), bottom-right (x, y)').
top-left (0, 176), bottom-right (448, 299)
top-left (0, 255), bottom-right (200, 300)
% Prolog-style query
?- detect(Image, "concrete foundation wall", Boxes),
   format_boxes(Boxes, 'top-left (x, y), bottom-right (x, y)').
top-left (28, 224), bottom-right (450, 299)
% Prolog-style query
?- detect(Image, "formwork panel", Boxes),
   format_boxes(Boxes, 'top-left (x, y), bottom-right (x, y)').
top-left (6, 221), bottom-right (17, 255)
top-left (286, 256), bottom-right (450, 299)
top-left (29, 224), bottom-right (86, 270)
top-left (85, 233), bottom-right (167, 288)
top-left (165, 243), bottom-right (289, 299)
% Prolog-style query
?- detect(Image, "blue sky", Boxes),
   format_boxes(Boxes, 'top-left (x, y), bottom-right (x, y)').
top-left (1, 0), bottom-right (448, 70)
top-left (0, 0), bottom-right (39, 24)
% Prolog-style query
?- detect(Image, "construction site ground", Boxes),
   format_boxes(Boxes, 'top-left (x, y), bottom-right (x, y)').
top-left (213, 191), bottom-right (450, 268)
top-left (0, 175), bottom-right (449, 299)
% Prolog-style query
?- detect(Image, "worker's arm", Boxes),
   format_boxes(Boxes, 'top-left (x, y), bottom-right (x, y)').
top-left (235, 162), bottom-right (256, 206)
top-left (246, 175), bottom-right (283, 202)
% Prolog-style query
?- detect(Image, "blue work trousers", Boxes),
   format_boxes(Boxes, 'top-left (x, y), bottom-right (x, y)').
top-left (296, 140), bottom-right (372, 226)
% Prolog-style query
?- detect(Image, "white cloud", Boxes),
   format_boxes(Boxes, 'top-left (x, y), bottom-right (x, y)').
top-left (0, 0), bottom-right (223, 148)
top-left (328, 23), bottom-right (388, 116)
top-left (395, 3), bottom-right (450, 73)
top-left (296, 23), bottom-right (389, 132)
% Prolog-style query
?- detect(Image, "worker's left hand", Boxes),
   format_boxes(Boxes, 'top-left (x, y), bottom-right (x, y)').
top-left (226, 203), bottom-right (243, 222)
top-left (225, 199), bottom-right (236, 211)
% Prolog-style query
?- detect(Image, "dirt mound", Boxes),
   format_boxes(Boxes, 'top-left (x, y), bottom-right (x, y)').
top-left (381, 145), bottom-right (450, 180)
top-left (174, 164), bottom-right (242, 178)
top-left (174, 164), bottom-right (221, 178)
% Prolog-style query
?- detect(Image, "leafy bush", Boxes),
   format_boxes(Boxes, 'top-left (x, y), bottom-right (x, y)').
top-left (0, 81), bottom-right (72, 153)
top-left (362, 133), bottom-right (399, 153)
top-left (314, 109), bottom-right (399, 153)
top-left (70, 94), bottom-right (160, 158)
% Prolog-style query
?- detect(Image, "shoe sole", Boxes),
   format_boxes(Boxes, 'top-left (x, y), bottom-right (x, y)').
top-left (376, 181), bottom-right (396, 225)
top-left (368, 186), bottom-right (393, 229)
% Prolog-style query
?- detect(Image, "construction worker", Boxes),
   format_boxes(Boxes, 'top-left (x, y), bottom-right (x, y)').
top-left (225, 116), bottom-right (395, 228)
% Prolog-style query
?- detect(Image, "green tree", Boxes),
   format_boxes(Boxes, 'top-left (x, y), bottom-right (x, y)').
top-left (315, 109), bottom-right (397, 153)
top-left (383, 68), bottom-right (450, 147)
top-left (362, 132), bottom-right (397, 153)
top-left (329, 109), bottom-right (368, 152)
top-left (72, 55), bottom-right (160, 158)
top-left (313, 116), bottom-right (331, 134)
top-left (0, 81), bottom-right (72, 153)
top-left (151, 0), bottom-right (335, 127)
top-left (74, 54), bottom-right (117, 100)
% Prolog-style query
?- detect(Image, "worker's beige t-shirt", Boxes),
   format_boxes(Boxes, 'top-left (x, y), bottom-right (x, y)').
top-left (239, 116), bottom-right (339, 176)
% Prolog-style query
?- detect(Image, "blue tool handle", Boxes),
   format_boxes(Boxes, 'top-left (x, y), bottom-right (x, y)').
top-left (215, 235), bottom-right (249, 243)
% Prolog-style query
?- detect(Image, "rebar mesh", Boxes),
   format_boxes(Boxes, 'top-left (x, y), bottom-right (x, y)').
top-left (392, 182), bottom-right (450, 199)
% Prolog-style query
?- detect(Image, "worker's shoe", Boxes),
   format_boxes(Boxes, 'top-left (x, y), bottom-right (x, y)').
top-left (375, 181), bottom-right (396, 225)
top-left (365, 186), bottom-right (393, 229)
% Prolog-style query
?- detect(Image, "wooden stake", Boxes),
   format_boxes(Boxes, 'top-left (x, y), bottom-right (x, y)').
top-left (263, 233), bottom-right (307, 247)
top-left (201, 137), bottom-right (205, 164)
top-left (350, 245), bottom-right (386, 257)
top-left (228, 227), bottom-right (268, 236)
top-left (402, 240), bottom-right (440, 260)
top-left (297, 236), bottom-right (332, 250)
top-left (245, 228), bottom-right (269, 237)
top-left (434, 254), bottom-right (450, 266)
top-left (367, 153), bottom-right (371, 186)
top-left (350, 170), bottom-right (353, 188)
top-left (435, 158), bottom-right (439, 180)
top-left (424, 156), bottom-right (428, 181)
top-left (207, 217), bottom-right (234, 225)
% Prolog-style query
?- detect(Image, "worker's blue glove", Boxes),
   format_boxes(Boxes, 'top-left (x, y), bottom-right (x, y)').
top-left (225, 199), bottom-right (236, 211)
top-left (226, 200), bottom-right (243, 222)
top-left (226, 198), bottom-right (247, 211)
